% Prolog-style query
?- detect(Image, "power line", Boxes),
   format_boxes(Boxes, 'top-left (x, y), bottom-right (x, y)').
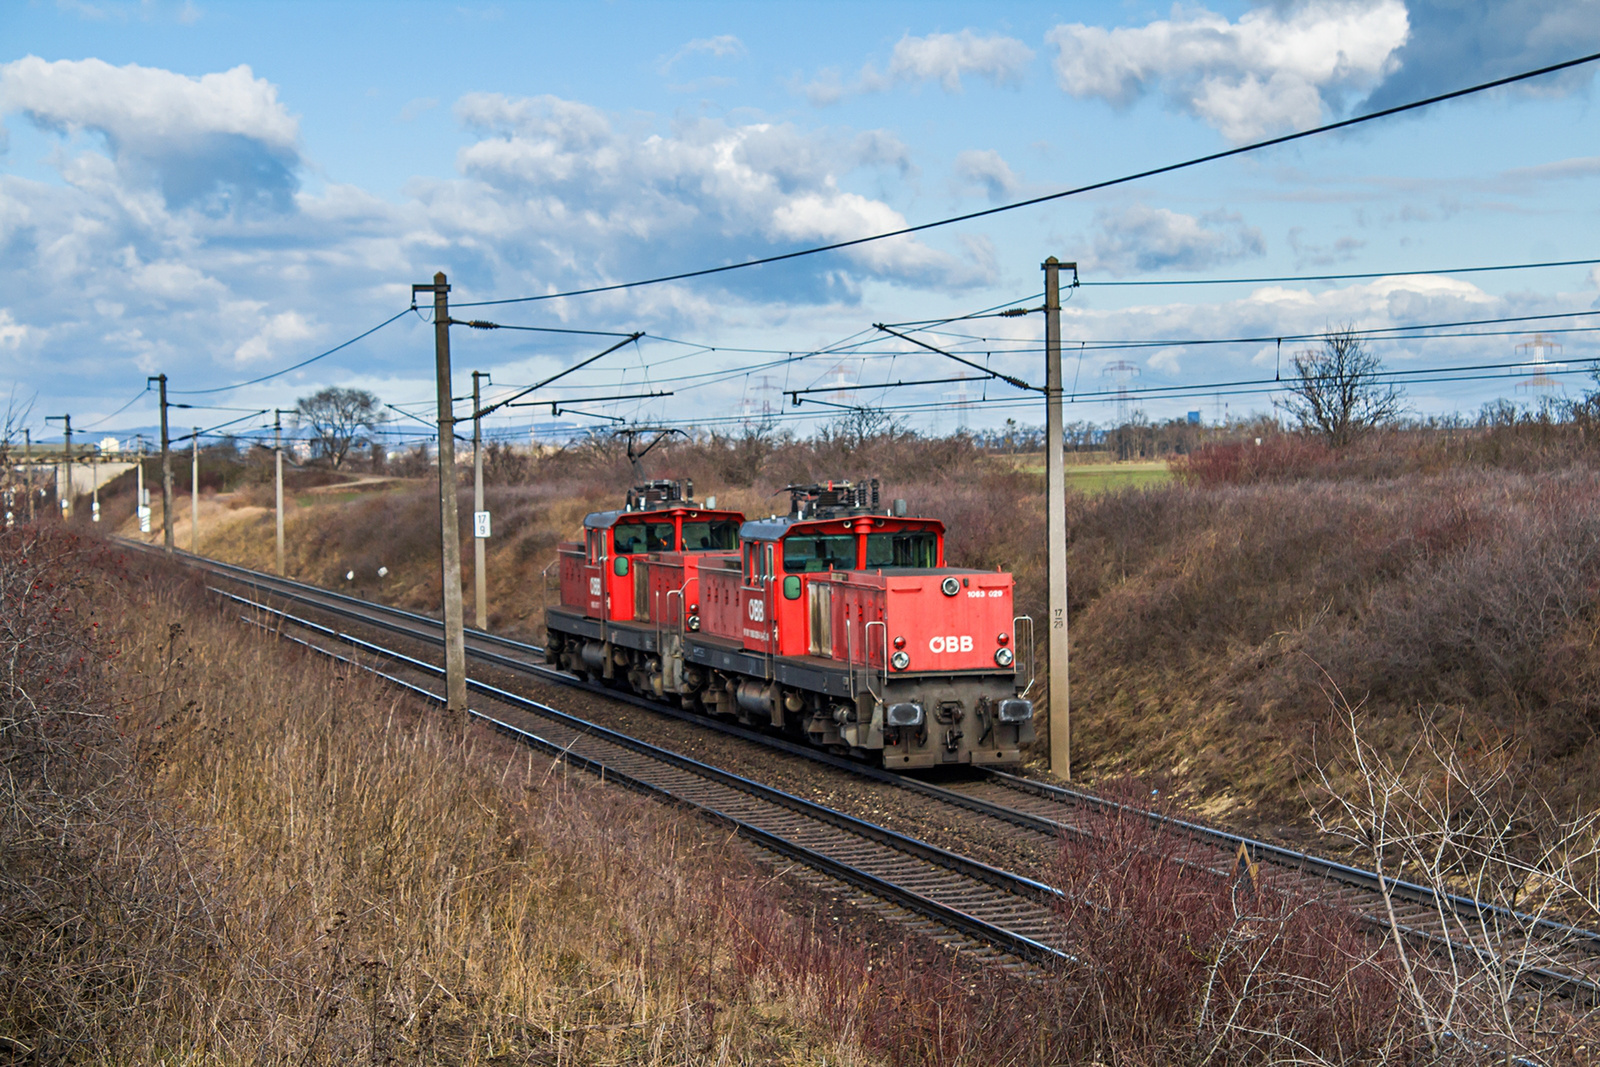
top-left (170, 307), bottom-right (412, 395)
top-left (79, 386), bottom-right (151, 429)
top-left (1077, 255), bottom-right (1600, 288)
top-left (451, 49), bottom-right (1600, 309)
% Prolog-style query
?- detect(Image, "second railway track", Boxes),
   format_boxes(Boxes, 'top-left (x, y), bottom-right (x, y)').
top-left (137, 542), bottom-right (1600, 1000)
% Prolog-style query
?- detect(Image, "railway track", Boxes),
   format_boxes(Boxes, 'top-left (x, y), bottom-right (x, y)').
top-left (229, 589), bottom-right (1073, 970)
top-left (131, 542), bottom-right (1600, 1000)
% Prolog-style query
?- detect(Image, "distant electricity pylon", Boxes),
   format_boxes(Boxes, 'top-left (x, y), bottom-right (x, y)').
top-left (942, 381), bottom-right (973, 432)
top-left (1101, 360), bottom-right (1141, 425)
top-left (1515, 333), bottom-right (1565, 394)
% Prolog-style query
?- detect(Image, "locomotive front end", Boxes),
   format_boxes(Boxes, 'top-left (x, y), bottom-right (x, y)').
top-left (870, 568), bottom-right (1035, 768)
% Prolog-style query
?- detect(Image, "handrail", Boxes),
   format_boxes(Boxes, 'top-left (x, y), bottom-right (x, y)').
top-left (1012, 614), bottom-right (1035, 697)
top-left (864, 619), bottom-right (888, 704)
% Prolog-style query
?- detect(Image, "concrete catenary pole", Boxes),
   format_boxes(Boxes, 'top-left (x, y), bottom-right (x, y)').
top-left (91, 447), bottom-right (99, 524)
top-left (472, 370), bottom-right (489, 630)
top-left (62, 415), bottom-right (72, 519)
top-left (274, 409), bottom-right (286, 575)
top-left (150, 375), bottom-right (174, 552)
top-left (1044, 257), bottom-right (1071, 780)
top-left (46, 414), bottom-right (71, 519)
top-left (191, 428), bottom-right (200, 554)
top-left (24, 429), bottom-right (33, 523)
top-left (419, 272), bottom-right (468, 716)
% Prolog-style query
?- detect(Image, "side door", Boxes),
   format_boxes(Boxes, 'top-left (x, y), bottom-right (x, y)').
top-left (739, 540), bottom-right (774, 671)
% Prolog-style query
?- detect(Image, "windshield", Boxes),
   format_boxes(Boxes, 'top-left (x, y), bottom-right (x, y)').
top-left (783, 534), bottom-right (857, 573)
top-left (613, 521), bottom-right (674, 554)
top-left (865, 531), bottom-right (938, 568)
top-left (681, 520), bottom-right (739, 551)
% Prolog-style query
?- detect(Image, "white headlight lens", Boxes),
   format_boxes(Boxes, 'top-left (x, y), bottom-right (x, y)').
top-left (994, 647), bottom-right (1014, 667)
top-left (890, 650), bottom-right (910, 670)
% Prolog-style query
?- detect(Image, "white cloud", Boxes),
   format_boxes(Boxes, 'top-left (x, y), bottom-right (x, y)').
top-left (803, 30), bottom-right (1034, 104)
top-left (0, 309), bottom-right (27, 349)
top-left (661, 34), bottom-right (746, 72)
top-left (0, 55), bottom-right (301, 211)
top-left (1087, 203), bottom-right (1265, 276)
top-left (1048, 1), bottom-right (1409, 141)
top-left (234, 310), bottom-right (316, 364)
top-left (952, 149), bottom-right (1021, 202)
top-left (449, 94), bottom-right (982, 292)
top-left (887, 30), bottom-right (1035, 92)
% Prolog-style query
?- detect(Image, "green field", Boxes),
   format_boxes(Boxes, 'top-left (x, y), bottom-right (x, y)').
top-left (1005, 455), bottom-right (1174, 493)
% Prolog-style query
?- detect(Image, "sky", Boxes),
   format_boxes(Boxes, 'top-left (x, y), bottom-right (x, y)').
top-left (2, 0), bottom-right (1599, 449)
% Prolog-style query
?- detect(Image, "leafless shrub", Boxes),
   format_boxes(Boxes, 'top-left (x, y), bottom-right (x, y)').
top-left (1051, 795), bottom-right (1414, 1065)
top-left (1312, 689), bottom-right (1600, 1064)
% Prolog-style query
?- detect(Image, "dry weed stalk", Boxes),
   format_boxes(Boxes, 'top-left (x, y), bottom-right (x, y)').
top-left (1312, 687), bottom-right (1600, 1064)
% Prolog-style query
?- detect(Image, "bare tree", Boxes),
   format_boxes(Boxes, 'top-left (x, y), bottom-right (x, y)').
top-left (294, 387), bottom-right (383, 470)
top-left (1278, 326), bottom-right (1404, 447)
top-left (825, 406), bottom-right (905, 448)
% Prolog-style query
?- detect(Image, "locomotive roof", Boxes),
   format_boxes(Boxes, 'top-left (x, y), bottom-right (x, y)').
top-left (739, 514), bottom-right (944, 541)
top-left (583, 505), bottom-right (743, 530)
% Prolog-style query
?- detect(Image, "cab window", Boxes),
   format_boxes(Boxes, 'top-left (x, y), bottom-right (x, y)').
top-left (614, 521), bottom-right (674, 554)
top-left (681, 519), bottom-right (739, 551)
top-left (865, 530), bottom-right (938, 568)
top-left (784, 534), bottom-right (858, 573)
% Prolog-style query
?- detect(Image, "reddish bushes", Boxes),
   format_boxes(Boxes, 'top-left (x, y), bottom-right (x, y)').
top-left (1053, 806), bottom-right (1410, 1063)
top-left (1173, 436), bottom-right (1334, 486)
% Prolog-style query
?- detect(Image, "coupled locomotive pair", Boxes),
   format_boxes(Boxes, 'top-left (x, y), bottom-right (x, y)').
top-left (544, 479), bottom-right (1035, 769)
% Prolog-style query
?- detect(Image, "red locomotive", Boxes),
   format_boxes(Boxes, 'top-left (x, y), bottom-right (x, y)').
top-left (545, 478), bottom-right (1035, 768)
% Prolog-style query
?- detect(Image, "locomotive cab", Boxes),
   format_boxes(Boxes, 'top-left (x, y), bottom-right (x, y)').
top-left (556, 479), bottom-right (744, 624)
top-left (699, 480), bottom-right (1035, 767)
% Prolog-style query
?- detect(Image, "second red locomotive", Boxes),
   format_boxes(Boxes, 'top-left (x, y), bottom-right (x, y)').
top-left (545, 479), bottom-right (1035, 768)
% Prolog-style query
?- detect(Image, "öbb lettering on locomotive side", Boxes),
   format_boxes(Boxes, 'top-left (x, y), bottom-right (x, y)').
top-left (544, 477), bottom-right (1035, 769)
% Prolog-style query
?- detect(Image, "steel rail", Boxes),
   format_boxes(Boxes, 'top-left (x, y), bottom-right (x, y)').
top-left (226, 592), bottom-right (1073, 967)
top-left (216, 581), bottom-right (1600, 1002)
top-left (134, 542), bottom-right (1600, 999)
top-left (980, 770), bottom-right (1600, 951)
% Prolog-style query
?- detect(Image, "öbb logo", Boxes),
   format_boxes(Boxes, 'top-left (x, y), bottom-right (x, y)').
top-left (748, 598), bottom-right (766, 622)
top-left (928, 635), bottom-right (973, 654)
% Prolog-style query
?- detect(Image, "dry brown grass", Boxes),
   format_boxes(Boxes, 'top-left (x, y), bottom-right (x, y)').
top-left (139, 425), bottom-right (1600, 840)
top-left (2, 528), bottom-right (899, 1064)
top-left (16, 526), bottom-right (1584, 1064)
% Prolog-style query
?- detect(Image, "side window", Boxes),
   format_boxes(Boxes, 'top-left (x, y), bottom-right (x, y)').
top-left (614, 523), bottom-right (646, 555)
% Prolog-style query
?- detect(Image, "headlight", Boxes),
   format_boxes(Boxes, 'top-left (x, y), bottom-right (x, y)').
top-left (998, 698), bottom-right (1033, 723)
top-left (890, 650), bottom-right (910, 671)
top-left (687, 614), bottom-right (701, 631)
top-left (994, 647), bottom-right (1014, 667)
top-left (886, 701), bottom-right (924, 727)
top-left (940, 576), bottom-right (960, 597)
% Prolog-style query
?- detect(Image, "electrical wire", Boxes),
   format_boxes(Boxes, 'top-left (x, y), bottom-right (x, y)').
top-left (79, 386), bottom-right (151, 429)
top-left (1077, 256), bottom-right (1600, 288)
top-left (169, 308), bottom-right (412, 395)
top-left (451, 50), bottom-right (1600, 309)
